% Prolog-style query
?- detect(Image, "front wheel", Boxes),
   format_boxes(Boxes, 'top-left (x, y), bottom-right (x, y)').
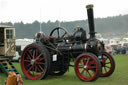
top-left (75, 53), bottom-right (101, 82)
top-left (100, 52), bottom-right (115, 77)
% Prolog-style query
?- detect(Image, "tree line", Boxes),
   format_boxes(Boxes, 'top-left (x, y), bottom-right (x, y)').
top-left (1, 14), bottom-right (128, 39)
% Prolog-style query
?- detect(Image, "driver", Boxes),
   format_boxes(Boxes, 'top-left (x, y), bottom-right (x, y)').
top-left (35, 32), bottom-right (55, 44)
top-left (35, 32), bottom-right (45, 41)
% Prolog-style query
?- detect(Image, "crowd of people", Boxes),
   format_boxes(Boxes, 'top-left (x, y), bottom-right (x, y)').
top-left (113, 45), bottom-right (128, 54)
top-left (105, 45), bottom-right (128, 55)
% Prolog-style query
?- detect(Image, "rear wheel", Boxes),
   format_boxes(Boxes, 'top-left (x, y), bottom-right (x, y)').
top-left (75, 53), bottom-right (101, 82)
top-left (100, 52), bottom-right (115, 77)
top-left (21, 43), bottom-right (51, 80)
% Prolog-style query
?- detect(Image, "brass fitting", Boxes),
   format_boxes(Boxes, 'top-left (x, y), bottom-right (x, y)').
top-left (86, 4), bottom-right (94, 9)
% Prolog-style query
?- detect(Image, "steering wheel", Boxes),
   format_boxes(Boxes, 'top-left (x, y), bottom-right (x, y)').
top-left (50, 27), bottom-right (71, 42)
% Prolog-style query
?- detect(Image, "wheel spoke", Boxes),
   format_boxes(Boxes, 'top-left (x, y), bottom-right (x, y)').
top-left (38, 65), bottom-right (45, 72)
top-left (104, 66), bottom-right (107, 73)
top-left (84, 70), bottom-right (87, 77)
top-left (27, 53), bottom-right (32, 60)
top-left (35, 48), bottom-right (38, 57)
top-left (24, 60), bottom-right (30, 63)
top-left (35, 53), bottom-right (43, 61)
top-left (32, 49), bottom-right (36, 59)
top-left (28, 50), bottom-right (34, 59)
top-left (28, 65), bottom-right (34, 72)
top-left (61, 32), bottom-right (67, 39)
top-left (105, 66), bottom-right (111, 69)
top-left (39, 57), bottom-right (44, 61)
top-left (79, 60), bottom-right (84, 66)
top-left (82, 58), bottom-right (86, 65)
top-left (35, 64), bottom-right (38, 73)
top-left (90, 69), bottom-right (96, 74)
top-left (105, 62), bottom-right (111, 64)
top-left (32, 65), bottom-right (35, 76)
top-left (101, 67), bottom-right (103, 73)
top-left (57, 29), bottom-right (60, 38)
top-left (37, 65), bottom-right (41, 72)
top-left (85, 57), bottom-right (90, 66)
top-left (81, 69), bottom-right (85, 75)
top-left (35, 61), bottom-right (45, 65)
top-left (87, 70), bottom-right (92, 77)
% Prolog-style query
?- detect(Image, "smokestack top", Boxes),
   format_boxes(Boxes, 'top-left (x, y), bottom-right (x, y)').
top-left (86, 4), bottom-right (94, 9)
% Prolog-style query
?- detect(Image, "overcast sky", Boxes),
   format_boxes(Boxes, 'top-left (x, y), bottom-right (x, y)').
top-left (0, 0), bottom-right (128, 23)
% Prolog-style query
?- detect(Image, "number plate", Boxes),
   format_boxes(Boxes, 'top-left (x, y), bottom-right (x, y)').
top-left (53, 54), bottom-right (57, 61)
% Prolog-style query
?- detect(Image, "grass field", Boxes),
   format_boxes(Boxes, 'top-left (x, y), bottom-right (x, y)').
top-left (0, 54), bottom-right (128, 85)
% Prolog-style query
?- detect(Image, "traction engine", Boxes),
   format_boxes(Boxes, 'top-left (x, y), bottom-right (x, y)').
top-left (21, 5), bottom-right (115, 81)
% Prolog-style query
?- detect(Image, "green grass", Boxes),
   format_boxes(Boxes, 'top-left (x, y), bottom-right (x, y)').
top-left (0, 54), bottom-right (128, 85)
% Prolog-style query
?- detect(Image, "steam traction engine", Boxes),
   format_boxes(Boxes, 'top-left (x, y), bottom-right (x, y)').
top-left (21, 5), bottom-right (115, 81)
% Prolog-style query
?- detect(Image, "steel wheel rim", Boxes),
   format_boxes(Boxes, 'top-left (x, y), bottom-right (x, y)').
top-left (75, 54), bottom-right (99, 81)
top-left (101, 53), bottom-right (113, 76)
top-left (21, 46), bottom-right (47, 80)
